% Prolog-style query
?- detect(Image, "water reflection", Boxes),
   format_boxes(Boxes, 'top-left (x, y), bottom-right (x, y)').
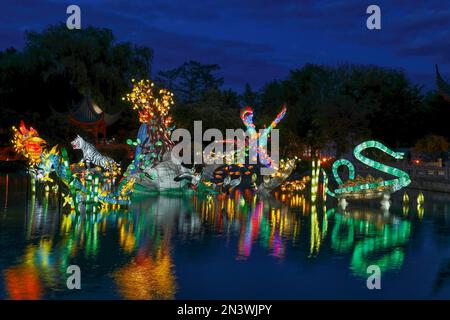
top-left (113, 238), bottom-right (175, 300)
top-left (329, 207), bottom-right (411, 276)
top-left (0, 175), bottom-right (438, 299)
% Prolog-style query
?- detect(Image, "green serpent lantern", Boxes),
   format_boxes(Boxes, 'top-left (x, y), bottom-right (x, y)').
top-left (323, 140), bottom-right (411, 207)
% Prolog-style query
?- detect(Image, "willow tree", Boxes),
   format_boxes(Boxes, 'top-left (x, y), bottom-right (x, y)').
top-left (0, 24), bottom-right (153, 146)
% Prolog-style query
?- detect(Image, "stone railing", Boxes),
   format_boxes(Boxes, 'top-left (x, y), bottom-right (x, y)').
top-left (352, 162), bottom-right (448, 180)
top-left (351, 162), bottom-right (450, 193)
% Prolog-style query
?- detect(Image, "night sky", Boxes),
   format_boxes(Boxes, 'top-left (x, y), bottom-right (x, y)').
top-left (1, 0), bottom-right (449, 91)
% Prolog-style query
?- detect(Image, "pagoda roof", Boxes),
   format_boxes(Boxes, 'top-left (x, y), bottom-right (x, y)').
top-left (436, 65), bottom-right (450, 103)
top-left (52, 95), bottom-right (121, 126)
top-left (71, 96), bottom-right (103, 123)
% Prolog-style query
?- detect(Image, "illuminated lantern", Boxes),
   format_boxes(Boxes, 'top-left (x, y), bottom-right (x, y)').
top-left (323, 140), bottom-right (411, 203)
top-left (10, 120), bottom-right (134, 210)
top-left (403, 192), bottom-right (409, 204)
top-left (123, 79), bottom-right (176, 173)
top-left (311, 159), bottom-right (321, 203)
top-left (417, 192), bottom-right (424, 206)
top-left (11, 121), bottom-right (46, 166)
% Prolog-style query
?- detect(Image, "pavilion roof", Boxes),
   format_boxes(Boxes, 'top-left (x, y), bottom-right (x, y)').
top-left (71, 96), bottom-right (103, 123)
top-left (53, 94), bottom-right (121, 126)
top-left (436, 65), bottom-right (450, 103)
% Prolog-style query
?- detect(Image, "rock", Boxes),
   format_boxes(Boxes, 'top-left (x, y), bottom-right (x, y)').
top-left (129, 153), bottom-right (190, 192)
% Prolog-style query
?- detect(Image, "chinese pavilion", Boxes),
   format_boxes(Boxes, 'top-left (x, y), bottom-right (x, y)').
top-left (55, 95), bottom-right (121, 145)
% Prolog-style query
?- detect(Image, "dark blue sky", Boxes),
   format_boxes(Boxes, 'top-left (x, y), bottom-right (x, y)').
top-left (1, 0), bottom-right (449, 91)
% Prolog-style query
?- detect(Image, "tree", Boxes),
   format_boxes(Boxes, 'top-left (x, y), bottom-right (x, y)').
top-left (23, 24), bottom-right (152, 113)
top-left (422, 92), bottom-right (450, 139)
top-left (258, 63), bottom-right (424, 157)
top-left (157, 60), bottom-right (224, 102)
top-left (172, 89), bottom-right (241, 132)
top-left (241, 83), bottom-right (259, 107)
top-left (317, 94), bottom-right (370, 157)
top-left (0, 24), bottom-right (153, 146)
top-left (414, 134), bottom-right (449, 155)
top-left (347, 65), bottom-right (424, 148)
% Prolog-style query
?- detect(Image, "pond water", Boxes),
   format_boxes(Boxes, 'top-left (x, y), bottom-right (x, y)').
top-left (1, 173), bottom-right (450, 299)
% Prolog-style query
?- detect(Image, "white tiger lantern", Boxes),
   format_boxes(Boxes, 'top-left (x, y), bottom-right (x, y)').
top-left (71, 135), bottom-right (119, 172)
